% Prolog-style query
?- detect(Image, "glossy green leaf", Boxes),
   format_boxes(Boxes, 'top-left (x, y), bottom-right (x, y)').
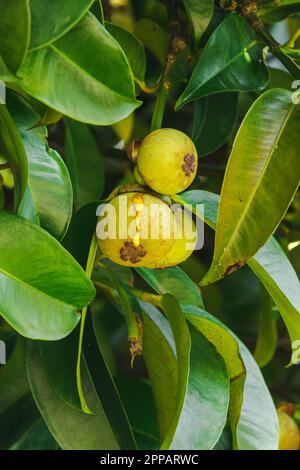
top-left (193, 92), bottom-right (238, 156)
top-left (202, 89), bottom-right (300, 285)
top-left (0, 211), bottom-right (95, 340)
top-left (248, 238), bottom-right (300, 352)
top-left (182, 304), bottom-right (279, 450)
top-left (213, 425), bottom-right (232, 450)
top-left (26, 341), bottom-right (122, 450)
top-left (0, 186), bottom-right (4, 210)
top-left (254, 288), bottom-right (278, 368)
top-left (0, 0), bottom-right (30, 73)
top-left (63, 201), bottom-right (99, 268)
top-left (0, 394), bottom-right (40, 450)
top-left (141, 301), bottom-right (177, 440)
top-left (229, 341), bottom-right (279, 449)
top-left (10, 419), bottom-right (60, 450)
top-left (76, 235), bottom-right (98, 414)
top-left (176, 14), bottom-right (268, 109)
top-left (136, 266), bottom-right (204, 308)
top-left (0, 338), bottom-right (29, 413)
top-left (182, 0), bottom-right (214, 44)
top-left (181, 304), bottom-right (244, 380)
top-left (134, 19), bottom-right (167, 65)
top-left (258, 0), bottom-right (300, 22)
top-left (29, 0), bottom-right (94, 50)
top-left (174, 190), bottom-right (300, 358)
top-left (116, 377), bottom-right (160, 450)
top-left (142, 297), bottom-right (229, 450)
top-left (0, 56), bottom-right (14, 80)
top-left (160, 295), bottom-right (229, 450)
top-left (106, 22), bottom-right (147, 86)
top-left (83, 313), bottom-right (136, 449)
top-left (65, 120), bottom-right (104, 211)
top-left (0, 105), bottom-right (28, 211)
top-left (39, 329), bottom-right (82, 412)
top-left (33, 107), bottom-right (63, 127)
top-left (8, 93), bottom-right (73, 239)
top-left (16, 13), bottom-right (141, 125)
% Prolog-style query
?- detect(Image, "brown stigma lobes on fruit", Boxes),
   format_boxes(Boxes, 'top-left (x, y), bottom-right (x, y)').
top-left (182, 153), bottom-right (196, 177)
top-left (119, 194), bottom-right (147, 263)
top-left (120, 241), bottom-right (147, 264)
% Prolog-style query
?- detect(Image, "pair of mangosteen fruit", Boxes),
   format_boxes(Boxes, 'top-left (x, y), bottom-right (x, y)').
top-left (97, 128), bottom-right (198, 268)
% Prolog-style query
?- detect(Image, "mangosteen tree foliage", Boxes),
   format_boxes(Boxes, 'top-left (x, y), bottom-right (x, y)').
top-left (0, 0), bottom-right (300, 451)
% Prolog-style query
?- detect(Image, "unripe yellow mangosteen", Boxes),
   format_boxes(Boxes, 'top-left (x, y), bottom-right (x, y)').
top-left (97, 192), bottom-right (177, 267)
top-left (137, 128), bottom-right (198, 195)
top-left (152, 209), bottom-right (197, 267)
top-left (277, 408), bottom-right (300, 450)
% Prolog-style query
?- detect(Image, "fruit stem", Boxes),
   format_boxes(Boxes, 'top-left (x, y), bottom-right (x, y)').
top-left (249, 15), bottom-right (300, 79)
top-left (150, 0), bottom-right (186, 131)
top-left (97, 264), bottom-right (140, 347)
top-left (93, 278), bottom-right (162, 309)
top-left (238, 2), bottom-right (300, 79)
top-left (150, 81), bottom-right (170, 131)
top-left (286, 28), bottom-right (300, 48)
top-left (130, 287), bottom-right (162, 308)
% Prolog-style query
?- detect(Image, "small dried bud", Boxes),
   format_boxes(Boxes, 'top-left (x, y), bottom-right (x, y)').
top-left (127, 139), bottom-right (142, 163)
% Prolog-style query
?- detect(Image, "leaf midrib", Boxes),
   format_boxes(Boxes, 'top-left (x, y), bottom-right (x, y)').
top-left (49, 42), bottom-right (136, 103)
top-left (0, 266), bottom-right (78, 310)
top-left (183, 39), bottom-right (258, 102)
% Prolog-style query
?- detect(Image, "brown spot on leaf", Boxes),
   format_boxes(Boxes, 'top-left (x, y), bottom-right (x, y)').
top-left (182, 153), bottom-right (196, 177)
top-left (120, 241), bottom-right (147, 264)
top-left (224, 262), bottom-right (243, 276)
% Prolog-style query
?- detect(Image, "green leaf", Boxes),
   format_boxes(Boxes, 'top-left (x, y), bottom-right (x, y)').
top-left (106, 22), bottom-right (147, 86)
top-left (16, 13), bottom-right (141, 125)
top-left (83, 312), bottom-right (137, 449)
top-left (10, 419), bottom-right (60, 450)
top-left (0, 394), bottom-right (40, 450)
top-left (229, 341), bottom-right (279, 449)
top-left (39, 329), bottom-right (82, 412)
top-left (65, 120), bottom-right (105, 211)
top-left (134, 19), bottom-right (167, 65)
top-left (0, 338), bottom-right (29, 413)
top-left (248, 237), bottom-right (300, 352)
top-left (0, 211), bottom-right (95, 340)
top-left (29, 0), bottom-right (95, 50)
top-left (161, 295), bottom-right (229, 450)
top-left (0, 186), bottom-right (4, 210)
top-left (0, 0), bottom-right (30, 73)
top-left (116, 377), bottom-right (160, 450)
top-left (8, 92), bottom-right (73, 240)
top-left (181, 304), bottom-right (279, 449)
top-left (174, 190), bottom-right (300, 358)
top-left (33, 107), bottom-right (63, 127)
top-left (25, 341), bottom-right (122, 450)
top-left (76, 235), bottom-right (98, 414)
top-left (258, 0), bottom-right (300, 22)
top-left (0, 105), bottom-right (28, 211)
top-left (176, 14), bottom-right (268, 109)
top-left (254, 288), bottom-right (278, 368)
top-left (136, 266), bottom-right (204, 308)
top-left (63, 201), bottom-right (99, 268)
top-left (193, 92), bottom-right (238, 156)
top-left (142, 296), bottom-right (229, 450)
top-left (182, 0), bottom-right (214, 44)
top-left (0, 55), bottom-right (14, 80)
top-left (181, 304), bottom-right (244, 380)
top-left (141, 301), bottom-right (177, 440)
top-left (202, 89), bottom-right (300, 285)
